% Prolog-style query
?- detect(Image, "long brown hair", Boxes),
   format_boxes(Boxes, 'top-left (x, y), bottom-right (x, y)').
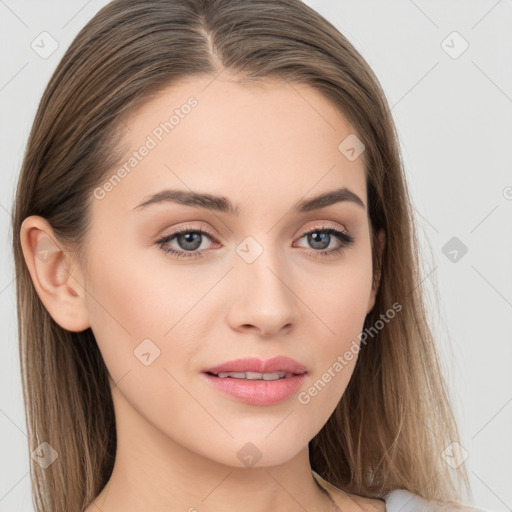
top-left (12, 1), bottom-right (470, 510)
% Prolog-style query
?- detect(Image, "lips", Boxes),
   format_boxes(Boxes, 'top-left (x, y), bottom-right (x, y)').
top-left (203, 356), bottom-right (307, 376)
top-left (202, 356), bottom-right (308, 406)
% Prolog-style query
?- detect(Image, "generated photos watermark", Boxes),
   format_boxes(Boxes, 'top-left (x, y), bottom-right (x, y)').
top-left (93, 96), bottom-right (198, 200)
top-left (298, 301), bottom-right (402, 405)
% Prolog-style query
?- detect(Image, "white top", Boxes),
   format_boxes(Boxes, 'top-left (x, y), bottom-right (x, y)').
top-left (385, 488), bottom-right (487, 512)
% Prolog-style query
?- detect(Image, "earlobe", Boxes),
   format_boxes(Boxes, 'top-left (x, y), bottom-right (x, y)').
top-left (20, 216), bottom-right (91, 332)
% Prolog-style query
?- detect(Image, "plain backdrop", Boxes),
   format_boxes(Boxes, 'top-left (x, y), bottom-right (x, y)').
top-left (1, 1), bottom-right (511, 511)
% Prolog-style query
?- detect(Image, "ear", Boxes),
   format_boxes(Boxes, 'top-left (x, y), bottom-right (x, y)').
top-left (367, 228), bottom-right (386, 314)
top-left (20, 215), bottom-right (91, 332)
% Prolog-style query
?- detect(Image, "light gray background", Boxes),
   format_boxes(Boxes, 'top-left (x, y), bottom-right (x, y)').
top-left (1, 1), bottom-right (511, 511)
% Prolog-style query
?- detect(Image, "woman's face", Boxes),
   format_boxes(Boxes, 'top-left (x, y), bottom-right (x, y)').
top-left (78, 75), bottom-right (380, 467)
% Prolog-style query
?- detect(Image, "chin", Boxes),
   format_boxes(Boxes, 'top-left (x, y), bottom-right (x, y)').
top-left (205, 433), bottom-right (309, 469)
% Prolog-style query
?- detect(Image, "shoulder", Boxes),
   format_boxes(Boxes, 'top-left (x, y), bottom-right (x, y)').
top-left (385, 489), bottom-right (489, 512)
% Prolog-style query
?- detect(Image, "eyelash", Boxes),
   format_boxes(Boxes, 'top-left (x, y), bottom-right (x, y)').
top-left (155, 224), bottom-right (355, 260)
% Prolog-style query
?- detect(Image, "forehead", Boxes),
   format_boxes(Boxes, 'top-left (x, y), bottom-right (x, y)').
top-left (94, 75), bottom-right (367, 216)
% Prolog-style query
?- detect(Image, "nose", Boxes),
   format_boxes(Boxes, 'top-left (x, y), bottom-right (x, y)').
top-left (226, 242), bottom-right (299, 337)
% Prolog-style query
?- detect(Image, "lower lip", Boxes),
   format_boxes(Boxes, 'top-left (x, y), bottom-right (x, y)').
top-left (202, 373), bottom-right (306, 406)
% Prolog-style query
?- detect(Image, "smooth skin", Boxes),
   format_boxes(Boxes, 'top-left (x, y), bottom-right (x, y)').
top-left (21, 73), bottom-right (385, 512)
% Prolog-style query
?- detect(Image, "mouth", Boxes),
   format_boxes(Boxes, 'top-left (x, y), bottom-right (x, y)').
top-left (201, 356), bottom-right (308, 406)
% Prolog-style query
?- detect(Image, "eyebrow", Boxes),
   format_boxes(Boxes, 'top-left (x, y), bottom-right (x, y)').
top-left (132, 186), bottom-right (366, 215)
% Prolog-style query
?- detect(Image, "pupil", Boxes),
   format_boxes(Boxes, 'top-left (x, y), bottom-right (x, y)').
top-left (309, 232), bottom-right (329, 249)
top-left (179, 232), bottom-right (201, 251)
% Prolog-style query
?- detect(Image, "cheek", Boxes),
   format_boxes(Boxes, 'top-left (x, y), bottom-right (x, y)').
top-left (83, 248), bottom-right (202, 424)
top-left (85, 240), bottom-right (207, 341)
top-left (298, 241), bottom-right (373, 395)
top-left (83, 239), bottom-right (232, 413)
top-left (83, 245), bottom-right (174, 379)
top-left (303, 242), bottom-right (374, 345)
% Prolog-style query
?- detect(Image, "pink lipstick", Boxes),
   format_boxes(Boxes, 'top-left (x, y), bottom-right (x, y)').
top-left (202, 356), bottom-right (307, 406)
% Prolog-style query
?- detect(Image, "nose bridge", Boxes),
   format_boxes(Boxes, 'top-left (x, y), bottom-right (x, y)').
top-left (229, 233), bottom-right (298, 333)
top-left (238, 234), bottom-right (289, 297)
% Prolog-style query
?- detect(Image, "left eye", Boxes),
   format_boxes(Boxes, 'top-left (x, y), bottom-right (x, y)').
top-left (294, 227), bottom-right (355, 255)
top-left (155, 225), bottom-right (355, 260)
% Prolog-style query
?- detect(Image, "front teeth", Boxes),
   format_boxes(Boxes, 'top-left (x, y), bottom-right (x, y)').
top-left (216, 371), bottom-right (291, 380)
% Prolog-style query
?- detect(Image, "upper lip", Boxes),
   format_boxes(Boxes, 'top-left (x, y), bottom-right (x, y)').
top-left (204, 356), bottom-right (307, 375)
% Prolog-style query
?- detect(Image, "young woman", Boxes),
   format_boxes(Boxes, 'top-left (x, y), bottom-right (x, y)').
top-left (12, 1), bottom-right (486, 511)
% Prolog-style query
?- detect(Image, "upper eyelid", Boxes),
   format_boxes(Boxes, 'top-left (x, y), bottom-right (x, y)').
top-left (155, 223), bottom-right (215, 240)
top-left (158, 220), bottom-right (351, 239)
